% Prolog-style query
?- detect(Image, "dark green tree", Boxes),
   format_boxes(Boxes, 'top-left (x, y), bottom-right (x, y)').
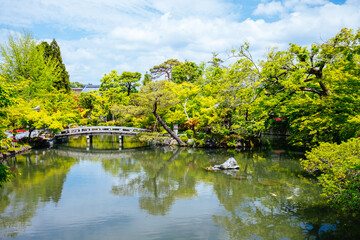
top-left (172, 60), bottom-right (203, 84)
top-left (142, 72), bottom-right (152, 86)
top-left (39, 39), bottom-right (70, 93)
top-left (119, 71), bottom-right (141, 96)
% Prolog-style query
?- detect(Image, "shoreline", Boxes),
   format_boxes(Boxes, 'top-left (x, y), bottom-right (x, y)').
top-left (0, 146), bottom-right (32, 161)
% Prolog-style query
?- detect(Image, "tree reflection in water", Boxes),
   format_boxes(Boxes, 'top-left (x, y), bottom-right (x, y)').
top-left (1, 142), bottom-right (360, 239)
top-left (112, 147), bottom-right (199, 215)
top-left (0, 150), bottom-right (78, 238)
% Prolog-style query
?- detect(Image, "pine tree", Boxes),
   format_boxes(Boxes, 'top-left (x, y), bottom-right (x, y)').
top-left (40, 39), bottom-right (70, 93)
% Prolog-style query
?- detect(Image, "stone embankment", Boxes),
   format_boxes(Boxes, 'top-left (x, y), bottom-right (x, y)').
top-left (0, 146), bottom-right (31, 160)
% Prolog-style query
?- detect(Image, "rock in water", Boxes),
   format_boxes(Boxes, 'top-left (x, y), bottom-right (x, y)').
top-left (214, 157), bottom-right (239, 170)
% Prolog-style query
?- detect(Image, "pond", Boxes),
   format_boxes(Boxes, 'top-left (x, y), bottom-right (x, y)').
top-left (1, 136), bottom-right (359, 239)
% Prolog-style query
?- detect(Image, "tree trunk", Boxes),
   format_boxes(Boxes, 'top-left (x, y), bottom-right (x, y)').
top-left (28, 127), bottom-right (34, 143)
top-left (152, 102), bottom-right (185, 146)
top-left (181, 99), bottom-right (190, 121)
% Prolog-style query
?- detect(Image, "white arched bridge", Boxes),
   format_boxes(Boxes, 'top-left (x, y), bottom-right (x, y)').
top-left (55, 126), bottom-right (149, 138)
top-left (55, 126), bottom-right (149, 149)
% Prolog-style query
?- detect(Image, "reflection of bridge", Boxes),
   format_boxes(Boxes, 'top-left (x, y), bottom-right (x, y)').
top-left (53, 147), bottom-right (138, 160)
top-left (55, 126), bottom-right (149, 149)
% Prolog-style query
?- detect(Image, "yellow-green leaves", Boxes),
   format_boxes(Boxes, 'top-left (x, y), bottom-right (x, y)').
top-left (301, 138), bottom-right (360, 212)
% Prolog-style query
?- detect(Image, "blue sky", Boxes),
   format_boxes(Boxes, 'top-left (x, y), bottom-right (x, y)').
top-left (0, 0), bottom-right (358, 84)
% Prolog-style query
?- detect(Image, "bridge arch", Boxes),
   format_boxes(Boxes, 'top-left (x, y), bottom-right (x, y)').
top-left (55, 126), bottom-right (149, 150)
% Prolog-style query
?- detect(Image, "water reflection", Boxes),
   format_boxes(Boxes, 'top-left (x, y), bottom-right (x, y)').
top-left (66, 135), bottom-right (147, 150)
top-left (0, 150), bottom-right (78, 238)
top-left (1, 138), bottom-right (360, 239)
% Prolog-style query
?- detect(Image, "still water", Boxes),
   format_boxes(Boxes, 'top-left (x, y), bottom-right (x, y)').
top-left (1, 136), bottom-right (359, 239)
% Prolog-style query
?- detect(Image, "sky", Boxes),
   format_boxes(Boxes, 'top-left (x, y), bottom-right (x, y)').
top-left (0, 0), bottom-right (359, 85)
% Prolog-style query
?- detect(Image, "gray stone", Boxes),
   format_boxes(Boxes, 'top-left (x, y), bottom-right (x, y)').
top-left (235, 141), bottom-right (242, 148)
top-left (164, 138), bottom-right (171, 145)
top-left (187, 139), bottom-right (195, 145)
top-left (213, 157), bottom-right (239, 170)
top-left (170, 139), bottom-right (178, 145)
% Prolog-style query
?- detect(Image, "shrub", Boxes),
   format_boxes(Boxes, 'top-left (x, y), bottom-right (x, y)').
top-left (98, 121), bottom-right (116, 126)
top-left (301, 138), bottom-right (360, 212)
top-left (179, 135), bottom-right (188, 143)
top-left (195, 139), bottom-right (205, 147)
top-left (196, 133), bottom-right (206, 139)
top-left (185, 130), bottom-right (194, 138)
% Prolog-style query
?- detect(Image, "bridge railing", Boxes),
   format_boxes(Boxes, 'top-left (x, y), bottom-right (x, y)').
top-left (55, 126), bottom-right (149, 137)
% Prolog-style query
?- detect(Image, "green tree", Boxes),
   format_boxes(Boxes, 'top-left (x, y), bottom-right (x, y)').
top-left (172, 60), bottom-right (203, 84)
top-left (69, 82), bottom-right (84, 88)
top-left (79, 91), bottom-right (109, 124)
top-left (142, 71), bottom-right (152, 86)
top-left (0, 31), bottom-right (61, 100)
top-left (99, 70), bottom-right (122, 92)
top-left (150, 59), bottom-right (181, 81)
top-left (301, 138), bottom-right (360, 212)
top-left (119, 71), bottom-right (141, 96)
top-left (131, 81), bottom-right (185, 145)
top-left (39, 39), bottom-right (70, 93)
top-left (99, 70), bottom-right (131, 121)
top-left (253, 28), bottom-right (360, 146)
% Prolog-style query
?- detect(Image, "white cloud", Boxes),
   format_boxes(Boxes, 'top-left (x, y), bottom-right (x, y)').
top-left (253, 1), bottom-right (285, 16)
top-left (1, 0), bottom-right (359, 84)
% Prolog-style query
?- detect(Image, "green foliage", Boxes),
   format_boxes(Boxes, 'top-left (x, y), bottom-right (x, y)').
top-left (195, 139), bottom-right (205, 147)
top-left (69, 82), bottom-right (84, 88)
top-left (172, 60), bottom-right (203, 84)
top-left (119, 71), bottom-right (141, 96)
top-left (138, 132), bottom-right (168, 144)
top-left (0, 31), bottom-right (81, 140)
top-left (254, 28), bottom-right (360, 146)
top-left (0, 164), bottom-right (14, 185)
top-left (179, 135), bottom-right (188, 143)
top-left (185, 130), bottom-right (194, 138)
top-left (0, 31), bottom-right (61, 99)
top-left (98, 121), bottom-right (117, 126)
top-left (150, 59), bottom-right (181, 81)
top-left (79, 91), bottom-right (109, 124)
top-left (0, 138), bottom-right (12, 149)
top-left (142, 72), bottom-right (152, 86)
top-left (0, 79), bottom-right (11, 108)
top-left (39, 39), bottom-right (70, 93)
top-left (196, 133), bottom-right (206, 139)
top-left (301, 138), bottom-right (360, 212)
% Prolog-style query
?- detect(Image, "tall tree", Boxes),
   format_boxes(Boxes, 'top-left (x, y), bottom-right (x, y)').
top-left (39, 39), bottom-right (70, 93)
top-left (0, 31), bottom-right (60, 100)
top-left (254, 28), bottom-right (360, 146)
top-left (150, 59), bottom-right (181, 81)
top-left (119, 71), bottom-right (141, 96)
top-left (172, 60), bottom-right (203, 84)
top-left (142, 72), bottom-right (152, 86)
top-left (132, 81), bottom-right (185, 145)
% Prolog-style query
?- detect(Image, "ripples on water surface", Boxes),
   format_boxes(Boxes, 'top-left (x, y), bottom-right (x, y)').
top-left (1, 136), bottom-right (359, 239)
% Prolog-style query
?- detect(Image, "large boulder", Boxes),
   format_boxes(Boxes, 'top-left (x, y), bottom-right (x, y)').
top-left (213, 157), bottom-right (239, 170)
